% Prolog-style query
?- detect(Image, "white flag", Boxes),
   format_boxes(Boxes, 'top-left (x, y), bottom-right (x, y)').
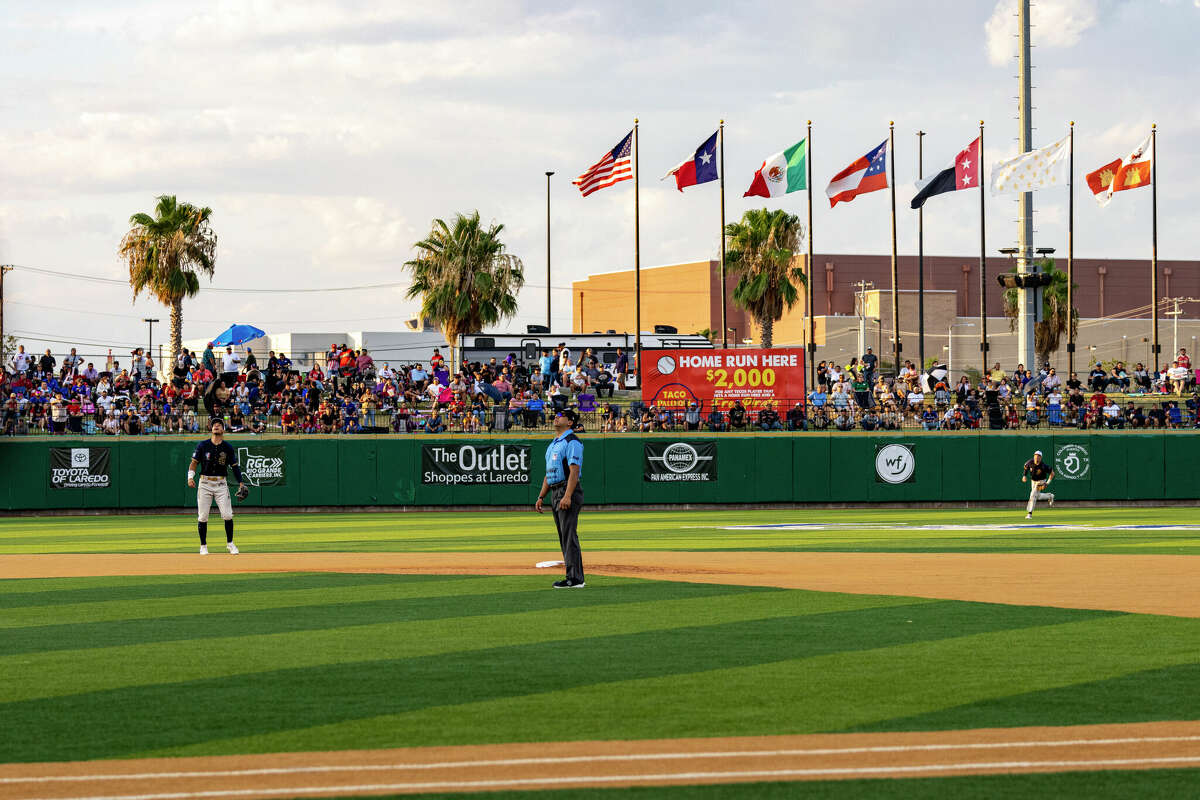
top-left (989, 134), bottom-right (1071, 196)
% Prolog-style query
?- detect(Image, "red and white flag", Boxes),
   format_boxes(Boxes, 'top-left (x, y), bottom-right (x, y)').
top-left (574, 130), bottom-right (634, 197)
top-left (1085, 133), bottom-right (1152, 207)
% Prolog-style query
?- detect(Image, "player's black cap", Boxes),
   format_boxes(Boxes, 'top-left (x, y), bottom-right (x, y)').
top-left (209, 418), bottom-right (225, 430)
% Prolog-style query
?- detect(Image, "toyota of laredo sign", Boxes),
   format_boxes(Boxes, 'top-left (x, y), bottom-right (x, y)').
top-left (422, 444), bottom-right (531, 485)
top-left (49, 447), bottom-right (112, 489)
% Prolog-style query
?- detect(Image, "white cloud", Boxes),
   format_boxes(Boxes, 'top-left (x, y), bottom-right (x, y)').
top-left (986, 0), bottom-right (1100, 66)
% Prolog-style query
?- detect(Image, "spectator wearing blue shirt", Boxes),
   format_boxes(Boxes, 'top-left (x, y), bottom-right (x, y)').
top-left (536, 409), bottom-right (585, 588)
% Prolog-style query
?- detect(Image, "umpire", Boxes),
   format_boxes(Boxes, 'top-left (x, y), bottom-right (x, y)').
top-left (535, 409), bottom-right (585, 588)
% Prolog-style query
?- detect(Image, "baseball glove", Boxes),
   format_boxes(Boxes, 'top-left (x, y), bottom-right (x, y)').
top-left (235, 484), bottom-right (250, 502)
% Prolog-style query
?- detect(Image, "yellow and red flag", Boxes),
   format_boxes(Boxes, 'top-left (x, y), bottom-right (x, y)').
top-left (1085, 133), bottom-right (1152, 207)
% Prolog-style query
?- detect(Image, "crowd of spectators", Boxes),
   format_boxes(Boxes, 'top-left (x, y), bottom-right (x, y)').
top-left (2, 338), bottom-right (1198, 435)
top-left (0, 340), bottom-right (630, 436)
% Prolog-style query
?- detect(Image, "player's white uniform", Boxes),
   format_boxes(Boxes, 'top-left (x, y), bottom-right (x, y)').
top-left (1026, 481), bottom-right (1054, 513)
top-left (197, 476), bottom-right (233, 522)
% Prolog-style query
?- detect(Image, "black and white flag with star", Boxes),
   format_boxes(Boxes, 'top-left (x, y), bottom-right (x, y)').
top-left (911, 136), bottom-right (980, 209)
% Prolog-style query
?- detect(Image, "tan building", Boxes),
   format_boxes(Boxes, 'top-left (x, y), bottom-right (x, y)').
top-left (572, 260), bottom-right (753, 343)
top-left (571, 255), bottom-right (1200, 373)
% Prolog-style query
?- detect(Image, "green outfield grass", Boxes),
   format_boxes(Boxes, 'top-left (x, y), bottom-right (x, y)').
top-left (2, 505), bottom-right (1200, 554)
top-left (3, 572), bottom-right (1200, 765)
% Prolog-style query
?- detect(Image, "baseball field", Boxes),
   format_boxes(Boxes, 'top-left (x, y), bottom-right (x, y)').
top-left (2, 506), bottom-right (1199, 798)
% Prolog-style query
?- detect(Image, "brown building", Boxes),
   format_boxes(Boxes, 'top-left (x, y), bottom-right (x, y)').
top-left (572, 254), bottom-right (1200, 371)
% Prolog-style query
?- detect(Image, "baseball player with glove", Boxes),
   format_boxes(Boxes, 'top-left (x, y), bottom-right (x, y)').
top-left (1021, 449), bottom-right (1055, 520)
top-left (187, 418), bottom-right (247, 554)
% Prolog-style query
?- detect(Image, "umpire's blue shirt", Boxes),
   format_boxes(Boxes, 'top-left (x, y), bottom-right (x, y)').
top-left (545, 432), bottom-right (583, 486)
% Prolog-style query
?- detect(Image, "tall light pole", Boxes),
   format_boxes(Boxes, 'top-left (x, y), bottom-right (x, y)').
top-left (1015, 0), bottom-right (1037, 369)
top-left (545, 171), bottom-right (554, 331)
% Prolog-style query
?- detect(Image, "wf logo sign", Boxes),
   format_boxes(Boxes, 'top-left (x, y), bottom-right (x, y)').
top-left (874, 444), bottom-right (916, 484)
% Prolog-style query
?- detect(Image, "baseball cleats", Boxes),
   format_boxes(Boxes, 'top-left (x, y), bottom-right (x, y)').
top-left (199, 545), bottom-right (208, 555)
top-left (226, 543), bottom-right (240, 555)
top-left (1048, 494), bottom-right (1055, 507)
top-left (553, 578), bottom-right (585, 589)
top-left (1025, 513), bottom-right (1033, 520)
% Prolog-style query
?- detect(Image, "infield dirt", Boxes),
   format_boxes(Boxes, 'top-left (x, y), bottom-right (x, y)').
top-left (2, 550), bottom-right (1197, 617)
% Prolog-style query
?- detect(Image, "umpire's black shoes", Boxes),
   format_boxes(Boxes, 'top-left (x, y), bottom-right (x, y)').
top-left (553, 578), bottom-right (586, 588)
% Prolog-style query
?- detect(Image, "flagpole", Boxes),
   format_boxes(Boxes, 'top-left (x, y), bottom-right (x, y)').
top-left (634, 119), bottom-right (642, 385)
top-left (979, 121), bottom-right (988, 378)
top-left (1151, 123), bottom-right (1158, 373)
top-left (888, 122), bottom-right (900, 377)
top-left (719, 120), bottom-right (727, 349)
top-left (917, 130), bottom-right (925, 372)
top-left (1067, 121), bottom-right (1075, 377)
top-left (807, 120), bottom-right (815, 386)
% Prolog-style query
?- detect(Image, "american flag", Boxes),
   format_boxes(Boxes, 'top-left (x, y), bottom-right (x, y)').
top-left (573, 130), bottom-right (634, 197)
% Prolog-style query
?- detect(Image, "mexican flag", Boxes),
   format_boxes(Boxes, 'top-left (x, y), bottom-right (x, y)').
top-left (744, 138), bottom-right (807, 198)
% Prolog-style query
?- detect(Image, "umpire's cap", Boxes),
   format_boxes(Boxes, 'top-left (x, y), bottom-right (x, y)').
top-left (559, 409), bottom-right (580, 425)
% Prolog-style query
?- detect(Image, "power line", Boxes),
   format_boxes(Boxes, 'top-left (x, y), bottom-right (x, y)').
top-left (6, 263), bottom-right (709, 296)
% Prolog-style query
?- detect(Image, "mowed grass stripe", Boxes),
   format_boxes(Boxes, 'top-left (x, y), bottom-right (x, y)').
top-left (1, 581), bottom-right (922, 704)
top-left (0, 580), bottom-right (772, 655)
top-left (3, 596), bottom-right (1107, 762)
top-left (192, 613), bottom-right (1200, 759)
top-left (3, 507), bottom-right (1200, 554)
top-left (0, 574), bottom-right (564, 628)
top-left (0, 572), bottom-right (465, 609)
top-left (860, 661), bottom-right (1200, 733)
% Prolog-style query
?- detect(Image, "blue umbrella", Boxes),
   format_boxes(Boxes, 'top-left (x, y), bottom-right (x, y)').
top-left (210, 324), bottom-right (266, 346)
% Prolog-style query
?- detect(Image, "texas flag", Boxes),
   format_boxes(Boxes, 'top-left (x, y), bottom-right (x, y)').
top-left (826, 140), bottom-right (889, 207)
top-left (911, 137), bottom-right (981, 209)
top-left (662, 130), bottom-right (719, 191)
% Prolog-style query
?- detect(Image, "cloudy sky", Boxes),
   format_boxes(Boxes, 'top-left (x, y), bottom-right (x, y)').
top-left (2, 0), bottom-right (1196, 358)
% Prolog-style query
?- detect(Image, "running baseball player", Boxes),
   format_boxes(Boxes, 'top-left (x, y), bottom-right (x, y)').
top-left (187, 418), bottom-right (247, 554)
top-left (1021, 449), bottom-right (1055, 520)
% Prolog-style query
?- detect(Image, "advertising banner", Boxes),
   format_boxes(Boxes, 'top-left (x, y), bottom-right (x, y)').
top-left (644, 441), bottom-right (717, 482)
top-left (1054, 443), bottom-right (1090, 479)
top-left (49, 447), bottom-right (112, 489)
top-left (236, 445), bottom-right (287, 487)
top-left (874, 443), bottom-right (916, 484)
top-left (422, 443), bottom-right (531, 485)
top-left (642, 348), bottom-right (806, 411)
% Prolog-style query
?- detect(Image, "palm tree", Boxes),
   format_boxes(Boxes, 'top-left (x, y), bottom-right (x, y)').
top-left (404, 211), bottom-right (524, 368)
top-left (119, 196), bottom-right (217, 374)
top-left (1001, 258), bottom-right (1078, 364)
top-left (724, 208), bottom-right (807, 348)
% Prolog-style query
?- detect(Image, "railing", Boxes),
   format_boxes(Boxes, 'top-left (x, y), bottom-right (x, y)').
top-left (5, 395), bottom-right (1197, 436)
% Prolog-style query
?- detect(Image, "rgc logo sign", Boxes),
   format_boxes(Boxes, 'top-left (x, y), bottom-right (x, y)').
top-left (875, 443), bottom-right (916, 484)
top-left (236, 446), bottom-right (286, 487)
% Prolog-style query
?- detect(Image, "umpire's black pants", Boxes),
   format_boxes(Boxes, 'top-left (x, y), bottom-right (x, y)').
top-left (550, 483), bottom-right (585, 582)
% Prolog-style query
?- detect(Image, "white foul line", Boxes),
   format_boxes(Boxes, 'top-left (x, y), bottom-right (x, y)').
top-left (14, 755), bottom-right (1200, 800)
top-left (4, 735), bottom-right (1200, 786)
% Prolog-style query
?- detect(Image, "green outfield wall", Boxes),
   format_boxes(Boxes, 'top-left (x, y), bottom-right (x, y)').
top-left (1, 433), bottom-right (1196, 512)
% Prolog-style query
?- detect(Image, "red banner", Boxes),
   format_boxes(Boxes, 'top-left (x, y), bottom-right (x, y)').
top-left (642, 348), bottom-right (806, 412)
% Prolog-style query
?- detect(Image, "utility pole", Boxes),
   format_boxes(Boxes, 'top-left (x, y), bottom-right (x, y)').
top-left (1164, 297), bottom-right (1200, 360)
top-left (0, 264), bottom-right (11, 362)
top-left (853, 280), bottom-right (875, 357)
top-left (143, 318), bottom-right (159, 365)
top-left (1016, 0), bottom-right (1037, 369)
